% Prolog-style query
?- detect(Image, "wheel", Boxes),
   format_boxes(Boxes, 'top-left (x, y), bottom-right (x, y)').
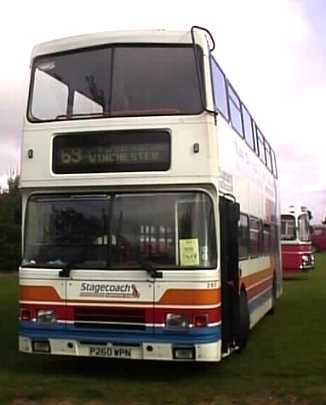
top-left (268, 275), bottom-right (277, 315)
top-left (235, 289), bottom-right (250, 352)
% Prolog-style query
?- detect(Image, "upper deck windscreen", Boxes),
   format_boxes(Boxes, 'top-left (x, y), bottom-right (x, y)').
top-left (28, 45), bottom-right (204, 122)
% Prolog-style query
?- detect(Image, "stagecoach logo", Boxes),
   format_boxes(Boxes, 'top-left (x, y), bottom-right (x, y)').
top-left (80, 282), bottom-right (140, 299)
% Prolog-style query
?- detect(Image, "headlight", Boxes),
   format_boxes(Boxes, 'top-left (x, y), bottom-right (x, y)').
top-left (165, 313), bottom-right (189, 329)
top-left (37, 310), bottom-right (56, 324)
top-left (302, 255), bottom-right (309, 263)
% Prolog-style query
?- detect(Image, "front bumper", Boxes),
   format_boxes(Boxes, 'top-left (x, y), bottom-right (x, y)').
top-left (19, 335), bottom-right (221, 362)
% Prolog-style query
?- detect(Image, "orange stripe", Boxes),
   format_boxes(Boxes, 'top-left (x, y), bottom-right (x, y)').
top-left (20, 286), bottom-right (220, 306)
top-left (247, 279), bottom-right (273, 300)
top-left (158, 289), bottom-right (220, 305)
top-left (20, 286), bottom-right (62, 302)
top-left (242, 268), bottom-right (273, 289)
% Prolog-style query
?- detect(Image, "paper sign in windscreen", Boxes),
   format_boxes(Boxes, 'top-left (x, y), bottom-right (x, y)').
top-left (179, 239), bottom-right (199, 266)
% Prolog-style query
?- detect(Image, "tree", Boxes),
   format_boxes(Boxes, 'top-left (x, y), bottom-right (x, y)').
top-left (0, 175), bottom-right (21, 271)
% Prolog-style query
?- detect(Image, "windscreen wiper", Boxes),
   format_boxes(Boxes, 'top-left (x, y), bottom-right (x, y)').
top-left (56, 112), bottom-right (111, 120)
top-left (59, 262), bottom-right (76, 278)
top-left (138, 258), bottom-right (163, 279)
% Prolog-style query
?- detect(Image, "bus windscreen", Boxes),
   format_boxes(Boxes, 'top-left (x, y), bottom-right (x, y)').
top-left (29, 45), bottom-right (204, 121)
top-left (22, 192), bottom-right (216, 270)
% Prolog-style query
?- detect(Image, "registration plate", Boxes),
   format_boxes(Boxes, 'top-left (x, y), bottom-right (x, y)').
top-left (89, 345), bottom-right (134, 358)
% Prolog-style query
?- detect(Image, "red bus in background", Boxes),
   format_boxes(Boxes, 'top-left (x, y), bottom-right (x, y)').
top-left (311, 225), bottom-right (326, 252)
top-left (281, 207), bottom-right (314, 276)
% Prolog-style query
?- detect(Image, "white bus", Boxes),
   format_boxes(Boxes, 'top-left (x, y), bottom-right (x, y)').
top-left (19, 26), bottom-right (281, 362)
top-left (281, 206), bottom-right (314, 275)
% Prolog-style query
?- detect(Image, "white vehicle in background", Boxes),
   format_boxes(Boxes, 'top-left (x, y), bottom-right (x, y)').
top-left (281, 206), bottom-right (314, 275)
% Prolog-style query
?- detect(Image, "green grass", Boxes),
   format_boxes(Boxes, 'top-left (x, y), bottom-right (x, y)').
top-left (1, 255), bottom-right (326, 404)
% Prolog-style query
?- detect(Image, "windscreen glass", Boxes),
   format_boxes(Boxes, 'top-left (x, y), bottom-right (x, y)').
top-left (281, 215), bottom-right (296, 241)
top-left (298, 214), bottom-right (311, 242)
top-left (23, 192), bottom-right (216, 269)
top-left (29, 45), bottom-right (204, 121)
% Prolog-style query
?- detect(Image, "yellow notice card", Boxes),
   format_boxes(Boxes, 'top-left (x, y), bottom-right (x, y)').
top-left (179, 239), bottom-right (199, 266)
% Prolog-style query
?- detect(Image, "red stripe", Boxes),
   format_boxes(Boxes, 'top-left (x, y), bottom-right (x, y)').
top-left (247, 278), bottom-right (272, 300)
top-left (20, 303), bottom-right (221, 325)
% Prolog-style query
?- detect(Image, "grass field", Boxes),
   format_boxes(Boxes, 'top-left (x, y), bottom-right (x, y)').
top-left (1, 255), bottom-right (326, 405)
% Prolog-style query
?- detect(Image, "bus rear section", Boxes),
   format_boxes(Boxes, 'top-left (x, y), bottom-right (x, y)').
top-left (19, 190), bottom-right (222, 362)
top-left (281, 208), bottom-right (314, 276)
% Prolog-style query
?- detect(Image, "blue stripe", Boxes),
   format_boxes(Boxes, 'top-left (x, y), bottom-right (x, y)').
top-left (248, 288), bottom-right (272, 314)
top-left (20, 324), bottom-right (221, 345)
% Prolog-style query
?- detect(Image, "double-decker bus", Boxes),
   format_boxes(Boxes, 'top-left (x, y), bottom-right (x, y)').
top-left (281, 206), bottom-right (314, 276)
top-left (19, 26), bottom-right (281, 362)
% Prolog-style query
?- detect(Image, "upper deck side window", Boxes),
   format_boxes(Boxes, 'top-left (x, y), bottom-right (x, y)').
top-left (227, 82), bottom-right (244, 138)
top-left (210, 57), bottom-right (228, 119)
top-left (28, 45), bottom-right (205, 122)
top-left (271, 149), bottom-right (278, 178)
top-left (256, 127), bottom-right (266, 164)
top-left (241, 104), bottom-right (255, 151)
top-left (264, 141), bottom-right (273, 173)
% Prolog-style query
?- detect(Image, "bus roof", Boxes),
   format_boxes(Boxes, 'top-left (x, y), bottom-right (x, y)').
top-left (281, 206), bottom-right (310, 218)
top-left (31, 30), bottom-right (198, 60)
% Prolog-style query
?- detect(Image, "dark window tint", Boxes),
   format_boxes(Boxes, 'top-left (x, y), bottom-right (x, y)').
top-left (227, 83), bottom-right (243, 136)
top-left (242, 105), bottom-right (255, 150)
top-left (263, 223), bottom-right (271, 254)
top-left (211, 58), bottom-right (228, 118)
top-left (270, 224), bottom-right (278, 253)
top-left (298, 214), bottom-right (310, 242)
top-left (281, 215), bottom-right (296, 241)
top-left (239, 214), bottom-right (249, 259)
top-left (265, 142), bottom-right (273, 172)
top-left (249, 217), bottom-right (260, 257)
top-left (111, 47), bottom-right (203, 116)
top-left (256, 128), bottom-right (266, 164)
top-left (22, 192), bottom-right (216, 269)
top-left (271, 150), bottom-right (278, 178)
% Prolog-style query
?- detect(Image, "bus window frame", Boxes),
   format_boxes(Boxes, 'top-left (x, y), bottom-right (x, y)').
top-left (256, 127), bottom-right (267, 165)
top-left (271, 149), bottom-right (278, 178)
top-left (209, 55), bottom-right (229, 121)
top-left (239, 213), bottom-right (249, 261)
top-left (240, 103), bottom-right (256, 152)
top-left (27, 43), bottom-right (207, 124)
top-left (22, 189), bottom-right (218, 271)
top-left (226, 81), bottom-right (244, 139)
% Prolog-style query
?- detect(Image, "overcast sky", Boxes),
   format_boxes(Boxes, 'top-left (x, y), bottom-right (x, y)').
top-left (0, 0), bottom-right (325, 220)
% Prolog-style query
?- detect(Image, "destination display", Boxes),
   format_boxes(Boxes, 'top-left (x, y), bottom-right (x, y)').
top-left (53, 131), bottom-right (170, 173)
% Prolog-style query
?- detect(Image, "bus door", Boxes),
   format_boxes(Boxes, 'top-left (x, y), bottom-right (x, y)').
top-left (219, 196), bottom-right (240, 353)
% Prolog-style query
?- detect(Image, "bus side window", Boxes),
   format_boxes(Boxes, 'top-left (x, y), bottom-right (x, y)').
top-left (210, 57), bottom-right (228, 120)
top-left (241, 104), bottom-right (255, 151)
top-left (256, 128), bottom-right (266, 165)
top-left (249, 216), bottom-right (259, 257)
top-left (271, 149), bottom-right (278, 178)
top-left (265, 142), bottom-right (273, 173)
top-left (239, 213), bottom-right (249, 260)
top-left (263, 223), bottom-right (271, 254)
top-left (258, 220), bottom-right (264, 256)
top-left (227, 82), bottom-right (244, 138)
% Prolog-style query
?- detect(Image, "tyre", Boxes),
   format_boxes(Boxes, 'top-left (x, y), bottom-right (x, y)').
top-left (235, 289), bottom-right (250, 352)
top-left (268, 275), bottom-right (277, 315)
